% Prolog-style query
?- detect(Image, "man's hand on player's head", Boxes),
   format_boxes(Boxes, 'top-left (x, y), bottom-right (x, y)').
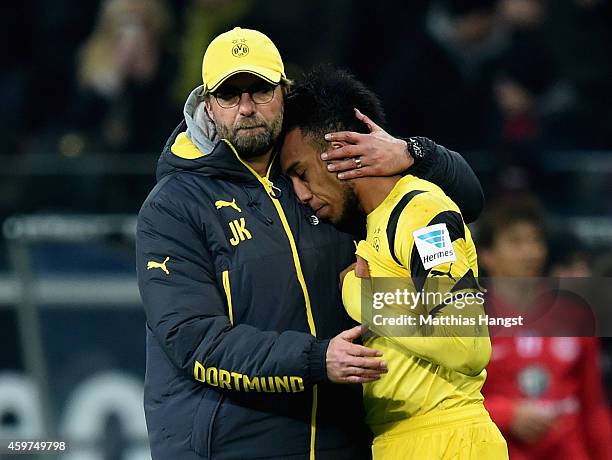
top-left (321, 108), bottom-right (413, 180)
top-left (326, 325), bottom-right (387, 384)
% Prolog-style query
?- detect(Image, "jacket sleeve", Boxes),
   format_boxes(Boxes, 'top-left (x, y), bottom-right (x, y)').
top-left (136, 194), bottom-right (328, 392)
top-left (406, 137), bottom-right (484, 223)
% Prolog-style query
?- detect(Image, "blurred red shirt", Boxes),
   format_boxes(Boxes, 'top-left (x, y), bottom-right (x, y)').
top-left (483, 290), bottom-right (612, 460)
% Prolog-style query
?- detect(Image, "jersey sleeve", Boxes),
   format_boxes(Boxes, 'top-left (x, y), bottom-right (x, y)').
top-left (342, 271), bottom-right (362, 323)
top-left (387, 193), bottom-right (491, 376)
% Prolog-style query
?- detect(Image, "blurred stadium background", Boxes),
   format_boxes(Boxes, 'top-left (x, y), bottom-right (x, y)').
top-left (1, 0), bottom-right (610, 458)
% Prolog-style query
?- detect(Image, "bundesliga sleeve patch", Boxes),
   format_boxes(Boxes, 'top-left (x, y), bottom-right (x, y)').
top-left (412, 223), bottom-right (457, 270)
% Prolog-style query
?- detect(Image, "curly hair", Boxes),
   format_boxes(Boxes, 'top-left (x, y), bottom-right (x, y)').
top-left (283, 65), bottom-right (385, 149)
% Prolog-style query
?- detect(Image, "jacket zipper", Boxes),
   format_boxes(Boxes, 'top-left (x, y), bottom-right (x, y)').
top-left (222, 139), bottom-right (319, 460)
top-left (242, 185), bottom-right (274, 226)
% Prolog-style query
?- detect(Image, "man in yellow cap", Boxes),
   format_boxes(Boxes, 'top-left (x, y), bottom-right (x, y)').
top-left (203, 27), bottom-right (287, 93)
top-left (200, 27), bottom-right (289, 170)
top-left (137, 27), bottom-right (485, 459)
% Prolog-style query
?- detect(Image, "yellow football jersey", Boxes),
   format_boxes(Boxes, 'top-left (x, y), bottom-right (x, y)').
top-left (342, 174), bottom-right (492, 435)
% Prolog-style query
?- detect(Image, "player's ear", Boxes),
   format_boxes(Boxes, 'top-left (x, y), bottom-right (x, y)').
top-left (280, 79), bottom-right (292, 96)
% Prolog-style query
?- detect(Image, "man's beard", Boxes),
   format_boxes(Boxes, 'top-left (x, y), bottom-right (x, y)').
top-left (215, 108), bottom-right (283, 159)
top-left (334, 186), bottom-right (366, 238)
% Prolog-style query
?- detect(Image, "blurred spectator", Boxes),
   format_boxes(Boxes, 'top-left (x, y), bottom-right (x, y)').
top-left (376, 0), bottom-right (508, 150)
top-left (4, 0), bottom-right (101, 154)
top-left (547, 230), bottom-right (592, 277)
top-left (494, 0), bottom-right (559, 152)
top-left (25, 0), bottom-right (100, 147)
top-left (173, 0), bottom-right (254, 102)
top-left (57, 0), bottom-right (180, 156)
top-left (477, 197), bottom-right (612, 460)
top-left (492, 0), bottom-right (612, 151)
top-left (492, 0), bottom-right (612, 156)
top-left (477, 194), bottom-right (548, 277)
top-left (499, 0), bottom-right (544, 27)
top-left (541, 0), bottom-right (612, 149)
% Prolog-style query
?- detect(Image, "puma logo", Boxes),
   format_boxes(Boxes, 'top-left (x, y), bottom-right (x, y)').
top-left (215, 199), bottom-right (242, 213)
top-left (147, 256), bottom-right (170, 275)
top-left (430, 263), bottom-right (455, 281)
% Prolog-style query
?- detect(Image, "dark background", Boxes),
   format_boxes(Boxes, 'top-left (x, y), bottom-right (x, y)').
top-left (0, 1), bottom-right (610, 459)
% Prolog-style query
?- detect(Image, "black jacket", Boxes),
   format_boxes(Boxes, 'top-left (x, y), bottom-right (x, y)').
top-left (136, 122), bottom-right (483, 460)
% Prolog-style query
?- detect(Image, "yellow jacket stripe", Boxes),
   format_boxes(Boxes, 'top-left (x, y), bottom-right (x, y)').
top-left (221, 139), bottom-right (319, 460)
top-left (221, 139), bottom-right (318, 336)
top-left (222, 270), bottom-right (234, 325)
top-left (171, 132), bottom-right (205, 159)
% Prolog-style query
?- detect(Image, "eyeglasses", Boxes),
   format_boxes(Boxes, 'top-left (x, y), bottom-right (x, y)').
top-left (212, 83), bottom-right (278, 109)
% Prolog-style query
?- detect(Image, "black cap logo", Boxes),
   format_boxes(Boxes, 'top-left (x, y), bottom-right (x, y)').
top-left (232, 40), bottom-right (249, 58)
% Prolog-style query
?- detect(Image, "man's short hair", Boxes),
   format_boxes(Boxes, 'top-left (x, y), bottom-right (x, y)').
top-left (283, 65), bottom-right (385, 149)
top-left (476, 195), bottom-right (546, 249)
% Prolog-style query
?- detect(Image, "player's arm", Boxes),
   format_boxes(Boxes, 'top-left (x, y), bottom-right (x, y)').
top-left (384, 196), bottom-right (490, 375)
top-left (322, 111), bottom-right (484, 223)
top-left (137, 194), bottom-right (327, 392)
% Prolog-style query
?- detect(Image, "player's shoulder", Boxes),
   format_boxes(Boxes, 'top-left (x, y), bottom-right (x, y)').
top-left (390, 175), bottom-right (462, 231)
top-left (141, 172), bottom-right (197, 211)
top-left (384, 176), bottom-right (467, 272)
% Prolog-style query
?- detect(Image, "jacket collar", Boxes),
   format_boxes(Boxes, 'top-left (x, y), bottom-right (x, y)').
top-left (156, 121), bottom-right (281, 186)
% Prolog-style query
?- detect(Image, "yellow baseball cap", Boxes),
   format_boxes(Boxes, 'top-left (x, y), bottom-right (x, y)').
top-left (202, 27), bottom-right (285, 93)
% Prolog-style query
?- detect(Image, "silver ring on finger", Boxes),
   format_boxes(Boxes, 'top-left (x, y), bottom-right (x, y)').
top-left (354, 156), bottom-right (363, 169)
